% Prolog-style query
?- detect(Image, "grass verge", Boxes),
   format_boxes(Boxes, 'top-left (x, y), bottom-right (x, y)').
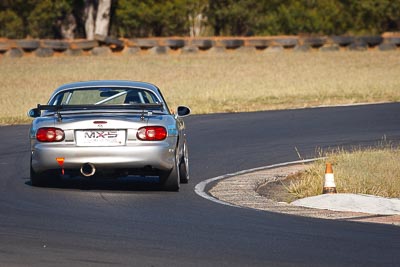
top-left (1, 51), bottom-right (400, 124)
top-left (288, 144), bottom-right (400, 199)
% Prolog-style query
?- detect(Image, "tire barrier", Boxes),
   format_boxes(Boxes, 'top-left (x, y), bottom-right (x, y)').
top-left (69, 40), bottom-right (98, 50)
top-left (245, 38), bottom-right (271, 49)
top-left (319, 44), bottom-right (340, 52)
top-left (0, 40), bottom-right (9, 52)
top-left (219, 39), bottom-right (244, 49)
top-left (5, 48), bottom-right (24, 58)
top-left (127, 39), bottom-right (158, 49)
top-left (65, 49), bottom-right (83, 56)
top-left (181, 46), bottom-right (199, 54)
top-left (91, 46), bottom-right (111, 56)
top-left (378, 43), bottom-right (397, 51)
top-left (149, 46), bottom-right (170, 55)
top-left (0, 34), bottom-right (398, 58)
top-left (348, 39), bottom-right (368, 51)
top-left (386, 37), bottom-right (400, 45)
top-left (16, 40), bottom-right (40, 51)
top-left (41, 40), bottom-right (69, 52)
top-left (273, 37), bottom-right (298, 48)
top-left (359, 36), bottom-right (383, 46)
top-left (162, 39), bottom-right (186, 49)
top-left (35, 47), bottom-right (54, 57)
top-left (189, 39), bottom-right (214, 50)
top-left (102, 37), bottom-right (124, 51)
top-left (294, 44), bottom-right (312, 52)
top-left (301, 36), bottom-right (327, 48)
top-left (331, 36), bottom-right (354, 46)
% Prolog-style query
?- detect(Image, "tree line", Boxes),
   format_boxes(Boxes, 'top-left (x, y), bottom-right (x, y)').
top-left (1, 0), bottom-right (399, 40)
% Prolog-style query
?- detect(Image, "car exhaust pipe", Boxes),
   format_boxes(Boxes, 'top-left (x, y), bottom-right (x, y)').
top-left (80, 163), bottom-right (96, 177)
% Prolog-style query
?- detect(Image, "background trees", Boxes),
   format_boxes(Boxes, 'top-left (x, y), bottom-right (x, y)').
top-left (0, 0), bottom-right (399, 39)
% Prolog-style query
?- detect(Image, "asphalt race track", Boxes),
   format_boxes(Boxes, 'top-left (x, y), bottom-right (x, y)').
top-left (1, 103), bottom-right (400, 266)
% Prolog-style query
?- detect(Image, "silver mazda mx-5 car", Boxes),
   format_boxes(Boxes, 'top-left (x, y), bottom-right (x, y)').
top-left (28, 80), bottom-right (190, 191)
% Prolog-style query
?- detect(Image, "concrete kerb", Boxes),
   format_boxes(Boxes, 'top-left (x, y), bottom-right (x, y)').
top-left (194, 158), bottom-right (400, 226)
top-left (194, 158), bottom-right (319, 209)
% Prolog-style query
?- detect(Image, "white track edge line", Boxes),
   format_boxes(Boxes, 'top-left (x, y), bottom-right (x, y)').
top-left (194, 158), bottom-right (323, 208)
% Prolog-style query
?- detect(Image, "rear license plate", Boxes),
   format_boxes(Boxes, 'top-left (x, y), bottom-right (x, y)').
top-left (76, 130), bottom-right (126, 146)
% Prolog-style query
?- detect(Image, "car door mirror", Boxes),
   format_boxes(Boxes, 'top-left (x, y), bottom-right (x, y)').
top-left (28, 108), bottom-right (40, 118)
top-left (176, 106), bottom-right (191, 117)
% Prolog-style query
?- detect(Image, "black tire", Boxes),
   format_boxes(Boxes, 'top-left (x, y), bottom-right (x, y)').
top-left (30, 157), bottom-right (61, 187)
top-left (15, 39), bottom-right (40, 51)
top-left (359, 36), bottom-right (383, 46)
top-left (35, 47), bottom-right (54, 57)
top-left (41, 40), bottom-right (69, 51)
top-left (103, 37), bottom-right (125, 51)
top-left (179, 142), bottom-right (189, 184)
top-left (30, 165), bottom-right (46, 187)
top-left (70, 40), bottom-right (98, 50)
top-left (160, 155), bottom-right (180, 192)
top-left (0, 41), bottom-right (9, 52)
top-left (331, 36), bottom-right (354, 46)
top-left (385, 37), bottom-right (400, 45)
top-left (135, 39), bottom-right (159, 49)
top-left (149, 46), bottom-right (170, 55)
top-left (91, 46), bottom-right (111, 56)
top-left (302, 37), bottom-right (327, 48)
top-left (123, 47), bottom-right (141, 55)
top-left (220, 39), bottom-right (244, 49)
top-left (348, 40), bottom-right (368, 51)
top-left (190, 39), bottom-right (214, 50)
top-left (246, 39), bottom-right (271, 49)
top-left (30, 166), bottom-right (55, 187)
top-left (5, 48), bottom-right (24, 58)
top-left (181, 46), bottom-right (199, 54)
top-left (274, 38), bottom-right (298, 48)
top-left (294, 44), bottom-right (311, 52)
top-left (378, 43), bottom-right (397, 51)
top-left (319, 45), bottom-right (340, 52)
top-left (65, 49), bottom-right (83, 56)
top-left (165, 39), bottom-right (186, 49)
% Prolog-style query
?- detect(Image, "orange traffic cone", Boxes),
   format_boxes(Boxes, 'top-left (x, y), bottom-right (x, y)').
top-left (323, 163), bottom-right (337, 194)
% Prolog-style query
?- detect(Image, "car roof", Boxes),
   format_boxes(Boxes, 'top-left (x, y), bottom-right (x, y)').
top-left (54, 80), bottom-right (160, 93)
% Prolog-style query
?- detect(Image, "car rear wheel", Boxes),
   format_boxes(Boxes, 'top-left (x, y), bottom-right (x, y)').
top-left (30, 159), bottom-right (59, 187)
top-left (30, 166), bottom-right (51, 187)
top-left (179, 142), bottom-right (189, 184)
top-left (160, 155), bottom-right (180, 192)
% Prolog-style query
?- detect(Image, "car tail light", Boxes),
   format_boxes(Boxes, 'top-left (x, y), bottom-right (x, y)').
top-left (36, 127), bottom-right (65, 142)
top-left (137, 126), bottom-right (167, 141)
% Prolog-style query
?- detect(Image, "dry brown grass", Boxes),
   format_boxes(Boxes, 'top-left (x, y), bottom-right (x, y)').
top-left (1, 51), bottom-right (400, 124)
top-left (288, 144), bottom-right (400, 199)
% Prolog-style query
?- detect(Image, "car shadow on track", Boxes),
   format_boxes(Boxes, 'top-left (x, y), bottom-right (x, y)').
top-left (25, 176), bottom-right (168, 192)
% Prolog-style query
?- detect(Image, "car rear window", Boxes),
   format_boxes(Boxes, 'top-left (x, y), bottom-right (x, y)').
top-left (51, 88), bottom-right (159, 105)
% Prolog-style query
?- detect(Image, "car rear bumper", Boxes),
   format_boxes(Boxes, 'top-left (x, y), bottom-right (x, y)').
top-left (31, 143), bottom-right (175, 173)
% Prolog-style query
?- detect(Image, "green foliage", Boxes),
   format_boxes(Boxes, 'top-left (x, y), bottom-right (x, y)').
top-left (347, 0), bottom-right (400, 34)
top-left (272, 0), bottom-right (349, 35)
top-left (0, 0), bottom-right (399, 38)
top-left (115, 0), bottom-right (182, 37)
top-left (0, 10), bottom-right (24, 38)
top-left (207, 0), bottom-right (400, 36)
top-left (0, 0), bottom-right (38, 37)
top-left (115, 0), bottom-right (188, 37)
top-left (27, 0), bottom-right (73, 38)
